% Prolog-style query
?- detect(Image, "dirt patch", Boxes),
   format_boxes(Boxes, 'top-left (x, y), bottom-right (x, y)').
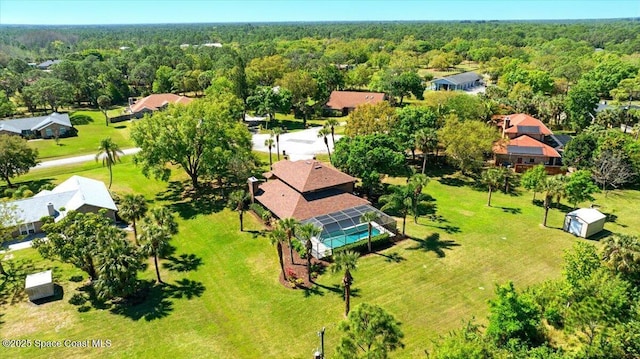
top-left (277, 243), bottom-right (328, 289)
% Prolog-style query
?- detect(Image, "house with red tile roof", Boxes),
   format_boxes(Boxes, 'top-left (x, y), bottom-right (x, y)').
top-left (128, 93), bottom-right (193, 118)
top-left (492, 114), bottom-right (565, 174)
top-left (324, 91), bottom-right (386, 116)
top-left (249, 160), bottom-right (396, 258)
top-left (497, 113), bottom-right (554, 142)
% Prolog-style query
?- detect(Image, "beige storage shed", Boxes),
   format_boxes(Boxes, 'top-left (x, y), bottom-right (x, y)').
top-left (25, 270), bottom-right (54, 301)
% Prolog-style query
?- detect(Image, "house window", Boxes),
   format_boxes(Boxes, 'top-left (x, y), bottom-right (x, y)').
top-left (529, 158), bottom-right (535, 163)
top-left (516, 158), bottom-right (523, 164)
top-left (45, 128), bottom-right (53, 137)
top-left (59, 127), bottom-right (67, 135)
top-left (19, 222), bottom-right (36, 235)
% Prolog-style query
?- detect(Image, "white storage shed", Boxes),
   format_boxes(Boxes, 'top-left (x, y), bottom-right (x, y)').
top-left (25, 270), bottom-right (54, 301)
top-left (564, 208), bottom-right (606, 239)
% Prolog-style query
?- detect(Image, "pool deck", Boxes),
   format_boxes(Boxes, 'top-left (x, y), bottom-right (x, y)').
top-left (310, 222), bottom-right (390, 259)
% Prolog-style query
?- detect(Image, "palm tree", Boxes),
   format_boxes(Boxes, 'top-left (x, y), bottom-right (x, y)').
top-left (298, 223), bottom-right (322, 282)
top-left (602, 234), bottom-right (640, 276)
top-left (269, 228), bottom-right (288, 281)
top-left (408, 174), bottom-right (430, 223)
top-left (277, 218), bottom-right (299, 264)
top-left (360, 211), bottom-right (378, 253)
top-left (331, 250), bottom-right (360, 316)
top-left (415, 128), bottom-right (438, 174)
top-left (481, 168), bottom-right (506, 207)
top-left (140, 221), bottom-right (171, 284)
top-left (118, 193), bottom-right (148, 244)
top-left (541, 175), bottom-right (566, 227)
top-left (146, 207), bottom-right (178, 235)
top-left (264, 136), bottom-right (275, 168)
top-left (96, 137), bottom-right (124, 189)
top-left (272, 127), bottom-right (284, 161)
top-left (326, 118), bottom-right (340, 145)
top-left (228, 190), bottom-right (249, 232)
top-left (380, 185), bottom-right (412, 236)
top-left (318, 125), bottom-right (332, 164)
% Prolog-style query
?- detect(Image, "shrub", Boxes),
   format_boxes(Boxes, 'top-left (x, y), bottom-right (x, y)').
top-left (286, 269), bottom-right (304, 288)
top-left (69, 293), bottom-right (87, 306)
top-left (22, 189), bottom-right (34, 198)
top-left (292, 239), bottom-right (306, 258)
top-left (544, 307), bottom-right (564, 329)
top-left (249, 203), bottom-right (272, 225)
top-left (3, 188), bottom-right (15, 198)
top-left (334, 233), bottom-right (391, 255)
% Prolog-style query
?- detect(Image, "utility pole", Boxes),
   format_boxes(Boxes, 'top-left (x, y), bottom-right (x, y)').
top-left (313, 327), bottom-right (325, 359)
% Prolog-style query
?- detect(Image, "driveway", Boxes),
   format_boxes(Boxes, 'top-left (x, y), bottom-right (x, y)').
top-left (252, 126), bottom-right (341, 161)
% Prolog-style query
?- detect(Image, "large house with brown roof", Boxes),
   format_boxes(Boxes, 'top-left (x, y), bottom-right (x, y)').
top-left (127, 93), bottom-right (193, 118)
top-left (493, 114), bottom-right (565, 174)
top-left (324, 91), bottom-right (386, 116)
top-left (249, 160), bottom-right (396, 258)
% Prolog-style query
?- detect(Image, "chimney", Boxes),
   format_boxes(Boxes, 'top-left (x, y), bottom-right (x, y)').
top-left (502, 116), bottom-right (510, 137)
top-left (247, 177), bottom-right (259, 203)
top-left (47, 202), bottom-right (55, 217)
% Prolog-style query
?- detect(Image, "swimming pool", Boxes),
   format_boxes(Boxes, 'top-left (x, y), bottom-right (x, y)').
top-left (320, 225), bottom-right (381, 249)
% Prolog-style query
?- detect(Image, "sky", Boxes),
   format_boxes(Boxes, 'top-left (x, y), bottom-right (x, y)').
top-left (0, 0), bottom-right (639, 25)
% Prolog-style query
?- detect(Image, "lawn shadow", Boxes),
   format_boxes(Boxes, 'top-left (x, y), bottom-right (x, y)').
top-left (156, 180), bottom-right (226, 219)
top-left (586, 229), bottom-right (614, 241)
top-left (438, 176), bottom-right (469, 187)
top-left (110, 281), bottom-right (172, 321)
top-left (498, 206), bottom-right (522, 214)
top-left (303, 285), bottom-right (324, 297)
top-left (602, 212), bottom-right (626, 228)
top-left (407, 233), bottom-right (460, 258)
top-left (2, 178), bottom-right (55, 199)
top-left (164, 278), bottom-right (206, 300)
top-left (373, 252), bottom-right (406, 263)
top-left (0, 258), bottom-right (49, 305)
top-left (31, 284), bottom-right (64, 305)
top-left (114, 125), bottom-right (127, 129)
top-left (162, 254), bottom-right (203, 272)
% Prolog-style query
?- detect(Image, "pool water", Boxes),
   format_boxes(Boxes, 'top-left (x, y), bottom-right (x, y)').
top-left (321, 226), bottom-right (381, 249)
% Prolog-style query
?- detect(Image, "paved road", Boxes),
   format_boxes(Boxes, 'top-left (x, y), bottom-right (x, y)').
top-left (35, 127), bottom-right (341, 169)
top-left (36, 147), bottom-right (142, 169)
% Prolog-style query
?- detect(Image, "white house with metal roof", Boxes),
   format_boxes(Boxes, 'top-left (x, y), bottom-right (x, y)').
top-left (9, 176), bottom-right (117, 237)
top-left (432, 71), bottom-right (483, 91)
top-left (0, 113), bottom-right (73, 139)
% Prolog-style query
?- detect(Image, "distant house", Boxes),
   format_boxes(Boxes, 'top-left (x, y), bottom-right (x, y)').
top-left (324, 91), bottom-right (386, 116)
top-left (564, 208), bottom-right (606, 238)
top-left (249, 160), bottom-right (396, 258)
top-left (0, 113), bottom-right (73, 139)
top-left (127, 93), bottom-right (193, 118)
top-left (9, 176), bottom-right (118, 237)
top-left (36, 60), bottom-right (62, 70)
top-left (431, 71), bottom-right (482, 91)
top-left (493, 114), bottom-right (564, 174)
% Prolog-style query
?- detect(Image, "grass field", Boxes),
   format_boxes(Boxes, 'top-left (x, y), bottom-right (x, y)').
top-left (1, 159), bottom-right (639, 358)
top-left (27, 109), bottom-right (135, 161)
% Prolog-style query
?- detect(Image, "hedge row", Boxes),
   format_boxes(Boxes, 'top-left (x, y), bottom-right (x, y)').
top-left (333, 233), bottom-right (391, 255)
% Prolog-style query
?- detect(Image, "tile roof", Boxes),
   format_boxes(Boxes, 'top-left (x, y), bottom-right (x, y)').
top-left (0, 113), bottom-right (72, 133)
top-left (129, 93), bottom-right (193, 114)
top-left (271, 160), bottom-right (357, 193)
top-left (501, 113), bottom-right (553, 136)
top-left (432, 71), bottom-right (481, 85)
top-left (324, 91), bottom-right (385, 110)
top-left (255, 179), bottom-right (370, 220)
top-left (11, 175), bottom-right (117, 224)
top-left (493, 135), bottom-right (561, 158)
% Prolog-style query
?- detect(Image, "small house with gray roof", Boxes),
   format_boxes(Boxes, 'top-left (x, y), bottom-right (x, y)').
top-left (432, 71), bottom-right (482, 91)
top-left (0, 112), bottom-right (73, 139)
top-left (8, 176), bottom-right (117, 237)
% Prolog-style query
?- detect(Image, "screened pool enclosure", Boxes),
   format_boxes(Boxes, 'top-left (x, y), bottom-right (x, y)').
top-left (299, 205), bottom-right (397, 258)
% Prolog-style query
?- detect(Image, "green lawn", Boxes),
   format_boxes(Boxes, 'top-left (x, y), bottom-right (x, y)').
top-left (27, 109), bottom-right (135, 161)
top-left (1, 161), bottom-right (639, 358)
